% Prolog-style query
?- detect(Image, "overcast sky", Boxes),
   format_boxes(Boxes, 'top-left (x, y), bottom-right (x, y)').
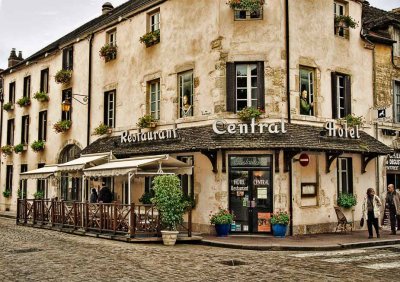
top-left (0, 0), bottom-right (399, 69)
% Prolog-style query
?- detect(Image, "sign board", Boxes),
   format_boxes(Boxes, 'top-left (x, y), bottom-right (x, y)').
top-left (120, 129), bottom-right (179, 144)
top-left (299, 153), bottom-right (310, 167)
top-left (324, 121), bottom-right (360, 139)
top-left (386, 152), bottom-right (400, 172)
top-left (258, 212), bottom-right (271, 232)
top-left (213, 119), bottom-right (287, 135)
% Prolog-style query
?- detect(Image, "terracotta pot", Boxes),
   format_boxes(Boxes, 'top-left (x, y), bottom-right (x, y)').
top-left (161, 230), bottom-right (179, 246)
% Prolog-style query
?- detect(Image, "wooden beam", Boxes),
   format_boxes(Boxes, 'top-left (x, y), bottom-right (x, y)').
top-left (326, 152), bottom-right (342, 173)
top-left (361, 153), bottom-right (378, 174)
top-left (201, 150), bottom-right (218, 173)
top-left (284, 150), bottom-right (301, 172)
top-left (275, 150), bottom-right (280, 173)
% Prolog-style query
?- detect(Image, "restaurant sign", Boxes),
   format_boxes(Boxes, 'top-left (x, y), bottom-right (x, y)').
top-left (120, 129), bottom-right (179, 144)
top-left (386, 152), bottom-right (400, 171)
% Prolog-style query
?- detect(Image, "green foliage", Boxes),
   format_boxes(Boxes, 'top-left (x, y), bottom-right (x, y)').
top-left (33, 91), bottom-right (49, 102)
top-left (151, 175), bottom-right (189, 231)
top-left (237, 107), bottom-right (264, 122)
top-left (14, 144), bottom-right (27, 154)
top-left (270, 211), bottom-right (290, 225)
top-left (17, 189), bottom-right (26, 199)
top-left (53, 120), bottom-right (72, 133)
top-left (341, 114), bottom-right (364, 127)
top-left (93, 123), bottom-right (111, 135)
top-left (137, 114), bottom-right (157, 129)
top-left (3, 102), bottom-right (13, 111)
top-left (210, 208), bottom-right (234, 225)
top-left (337, 193), bottom-right (357, 209)
top-left (34, 191), bottom-right (44, 199)
top-left (1, 145), bottom-right (13, 155)
top-left (2, 190), bottom-right (11, 198)
top-left (16, 96), bottom-right (31, 107)
top-left (139, 189), bottom-right (155, 204)
top-left (99, 44), bottom-right (117, 61)
top-left (227, 0), bottom-right (265, 12)
top-left (139, 30), bottom-right (160, 47)
top-left (55, 69), bottom-right (72, 84)
top-left (335, 15), bottom-right (358, 29)
top-left (31, 140), bottom-right (45, 152)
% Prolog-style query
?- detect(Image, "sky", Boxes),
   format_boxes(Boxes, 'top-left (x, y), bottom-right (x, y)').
top-left (0, 0), bottom-right (399, 69)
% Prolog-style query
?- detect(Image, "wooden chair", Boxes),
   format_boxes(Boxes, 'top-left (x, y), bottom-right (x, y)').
top-left (334, 207), bottom-right (353, 233)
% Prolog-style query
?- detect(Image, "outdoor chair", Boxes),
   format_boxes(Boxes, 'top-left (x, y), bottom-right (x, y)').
top-left (334, 207), bottom-right (353, 233)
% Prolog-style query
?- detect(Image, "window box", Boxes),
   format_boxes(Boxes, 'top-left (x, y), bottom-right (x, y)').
top-left (335, 15), bottom-right (358, 29)
top-left (14, 143), bottom-right (28, 154)
top-left (338, 114), bottom-right (364, 128)
top-left (99, 44), bottom-right (117, 62)
top-left (228, 0), bottom-right (264, 20)
top-left (2, 190), bottom-right (11, 198)
top-left (1, 145), bottom-right (13, 155)
top-left (137, 115), bottom-right (157, 129)
top-left (16, 96), bottom-right (31, 107)
top-left (55, 69), bottom-right (72, 84)
top-left (237, 106), bottom-right (264, 122)
top-left (31, 140), bottom-right (45, 152)
top-left (53, 120), bottom-right (72, 134)
top-left (93, 123), bottom-right (111, 135)
top-left (3, 102), bottom-right (14, 112)
top-left (33, 91), bottom-right (49, 102)
top-left (140, 30), bottom-right (160, 48)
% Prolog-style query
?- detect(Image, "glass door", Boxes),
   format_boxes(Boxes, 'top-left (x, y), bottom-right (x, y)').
top-left (251, 170), bottom-right (272, 233)
top-left (229, 171), bottom-right (250, 232)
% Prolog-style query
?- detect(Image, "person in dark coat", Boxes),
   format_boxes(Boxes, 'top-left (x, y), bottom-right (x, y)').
top-left (382, 184), bottom-right (400, 235)
top-left (89, 188), bottom-right (98, 203)
top-left (98, 186), bottom-right (113, 203)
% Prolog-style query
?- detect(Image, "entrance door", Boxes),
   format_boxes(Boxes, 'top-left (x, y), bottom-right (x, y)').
top-left (229, 155), bottom-right (273, 233)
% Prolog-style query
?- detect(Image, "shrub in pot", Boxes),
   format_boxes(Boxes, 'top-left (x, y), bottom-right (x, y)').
top-left (139, 30), bottom-right (160, 47)
top-left (31, 140), bottom-right (45, 152)
top-left (237, 107), bottom-right (264, 123)
top-left (16, 96), bottom-right (31, 107)
top-left (55, 69), bottom-right (72, 84)
top-left (137, 114), bottom-right (157, 129)
top-left (3, 190), bottom-right (11, 198)
top-left (33, 91), bottom-right (49, 102)
top-left (14, 143), bottom-right (27, 154)
top-left (337, 193), bottom-right (357, 209)
top-left (53, 120), bottom-right (72, 133)
top-left (227, 0), bottom-right (265, 12)
top-left (99, 44), bottom-right (117, 62)
top-left (34, 191), bottom-right (44, 199)
top-left (93, 123), bottom-right (111, 135)
top-left (1, 145), bottom-right (13, 155)
top-left (3, 102), bottom-right (14, 111)
top-left (270, 211), bottom-right (290, 237)
top-left (210, 208), bottom-right (234, 237)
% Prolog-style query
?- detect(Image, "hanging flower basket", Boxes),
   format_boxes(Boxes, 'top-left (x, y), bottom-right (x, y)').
top-left (3, 102), bottom-right (14, 111)
top-left (16, 96), bottom-right (31, 107)
top-left (335, 15), bottom-right (358, 29)
top-left (93, 123), bottom-right (111, 135)
top-left (139, 30), bottom-right (160, 48)
top-left (53, 120), bottom-right (72, 133)
top-left (14, 143), bottom-right (28, 154)
top-left (33, 91), bottom-right (49, 102)
top-left (99, 44), bottom-right (117, 62)
top-left (31, 140), bottom-right (45, 152)
top-left (137, 115), bottom-right (157, 129)
top-left (227, 0), bottom-right (265, 12)
top-left (55, 69), bottom-right (72, 84)
top-left (237, 107), bottom-right (264, 122)
top-left (1, 145), bottom-right (13, 155)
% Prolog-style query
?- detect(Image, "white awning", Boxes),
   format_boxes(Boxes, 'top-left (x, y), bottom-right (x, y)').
top-left (20, 165), bottom-right (59, 180)
top-left (58, 152), bottom-right (112, 172)
top-left (83, 154), bottom-right (192, 177)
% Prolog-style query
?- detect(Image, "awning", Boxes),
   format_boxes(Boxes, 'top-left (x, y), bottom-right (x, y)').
top-left (58, 152), bottom-right (112, 172)
top-left (20, 165), bottom-right (59, 180)
top-left (83, 154), bottom-right (192, 177)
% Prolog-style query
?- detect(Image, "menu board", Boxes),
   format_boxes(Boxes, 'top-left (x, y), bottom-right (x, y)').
top-left (258, 212), bottom-right (271, 232)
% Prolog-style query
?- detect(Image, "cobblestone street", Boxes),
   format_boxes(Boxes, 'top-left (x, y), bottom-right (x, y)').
top-left (1, 218), bottom-right (399, 281)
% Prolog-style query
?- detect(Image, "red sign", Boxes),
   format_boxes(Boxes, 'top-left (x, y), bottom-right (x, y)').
top-left (299, 153), bottom-right (309, 167)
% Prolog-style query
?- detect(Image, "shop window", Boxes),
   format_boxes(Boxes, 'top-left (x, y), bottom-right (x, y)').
top-left (149, 10), bottom-right (160, 32)
top-left (394, 81), bottom-right (400, 123)
top-left (7, 119), bottom-right (14, 145)
top-left (40, 68), bottom-right (49, 93)
top-left (6, 165), bottom-right (13, 194)
top-left (38, 110), bottom-right (47, 141)
top-left (62, 88), bottom-right (72, 121)
top-left (299, 67), bottom-right (315, 116)
top-left (334, 2), bottom-right (348, 38)
top-left (104, 90), bottom-right (116, 128)
top-left (21, 115), bottom-right (29, 144)
top-left (23, 76), bottom-right (31, 98)
top-left (178, 70), bottom-right (194, 118)
top-left (9, 82), bottom-right (15, 104)
top-left (148, 80), bottom-right (160, 120)
top-left (337, 157), bottom-right (353, 195)
top-left (37, 163), bottom-right (46, 197)
top-left (226, 62), bottom-right (265, 113)
top-left (331, 72), bottom-right (351, 119)
top-left (62, 46), bottom-right (73, 70)
top-left (177, 156), bottom-right (194, 197)
top-left (20, 164), bottom-right (28, 198)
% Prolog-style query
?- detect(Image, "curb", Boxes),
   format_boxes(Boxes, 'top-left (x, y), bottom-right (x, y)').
top-left (0, 214), bottom-right (16, 220)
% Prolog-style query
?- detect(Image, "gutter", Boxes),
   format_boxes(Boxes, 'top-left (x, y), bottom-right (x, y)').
top-left (87, 34), bottom-right (94, 146)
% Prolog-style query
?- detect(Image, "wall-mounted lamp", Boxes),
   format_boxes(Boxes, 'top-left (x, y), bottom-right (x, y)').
top-left (61, 93), bottom-right (88, 112)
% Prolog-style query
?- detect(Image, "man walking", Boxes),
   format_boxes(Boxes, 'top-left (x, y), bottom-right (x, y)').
top-left (382, 184), bottom-right (400, 235)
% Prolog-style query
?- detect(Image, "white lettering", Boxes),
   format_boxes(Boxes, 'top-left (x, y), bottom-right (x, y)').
top-left (239, 123), bottom-right (248, 134)
top-left (227, 123), bottom-right (236, 134)
top-left (121, 131), bottom-right (128, 143)
top-left (324, 121), bottom-right (360, 139)
top-left (213, 119), bottom-right (226, 135)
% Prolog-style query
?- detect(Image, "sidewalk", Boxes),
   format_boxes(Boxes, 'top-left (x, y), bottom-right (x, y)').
top-left (201, 230), bottom-right (400, 251)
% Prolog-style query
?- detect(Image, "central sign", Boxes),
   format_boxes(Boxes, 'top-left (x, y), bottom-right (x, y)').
top-left (213, 118), bottom-right (287, 135)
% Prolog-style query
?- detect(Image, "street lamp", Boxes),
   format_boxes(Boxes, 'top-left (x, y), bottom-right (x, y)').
top-left (61, 94), bottom-right (88, 112)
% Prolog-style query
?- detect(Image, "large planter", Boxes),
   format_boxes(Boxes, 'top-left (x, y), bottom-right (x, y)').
top-left (215, 224), bottom-right (230, 237)
top-left (161, 230), bottom-right (179, 246)
top-left (272, 224), bottom-right (288, 238)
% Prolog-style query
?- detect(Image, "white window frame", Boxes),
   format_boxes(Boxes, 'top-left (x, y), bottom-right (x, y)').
top-left (394, 81), bottom-right (400, 123)
top-left (149, 80), bottom-right (161, 120)
top-left (106, 91), bottom-right (116, 128)
top-left (336, 75), bottom-right (346, 119)
top-left (39, 111), bottom-right (47, 141)
top-left (22, 115), bottom-right (29, 144)
top-left (24, 76), bottom-right (31, 98)
top-left (235, 64), bottom-right (258, 111)
top-left (150, 11), bottom-right (160, 32)
top-left (108, 30), bottom-right (117, 46)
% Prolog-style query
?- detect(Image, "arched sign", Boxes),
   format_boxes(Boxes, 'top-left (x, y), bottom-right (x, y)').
top-left (299, 153), bottom-right (310, 167)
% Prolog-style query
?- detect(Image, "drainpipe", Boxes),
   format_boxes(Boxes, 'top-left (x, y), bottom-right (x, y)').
top-left (87, 34), bottom-right (93, 146)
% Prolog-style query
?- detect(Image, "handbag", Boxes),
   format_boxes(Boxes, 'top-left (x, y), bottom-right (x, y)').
top-left (360, 217), bottom-right (364, 227)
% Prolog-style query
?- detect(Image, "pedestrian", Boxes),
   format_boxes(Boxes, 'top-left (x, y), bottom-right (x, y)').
top-left (98, 185), bottom-right (113, 203)
top-left (382, 184), bottom-right (400, 235)
top-left (362, 188), bottom-right (382, 239)
top-left (89, 188), bottom-right (98, 203)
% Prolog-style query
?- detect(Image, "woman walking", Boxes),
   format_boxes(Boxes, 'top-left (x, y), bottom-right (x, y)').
top-left (362, 188), bottom-right (382, 239)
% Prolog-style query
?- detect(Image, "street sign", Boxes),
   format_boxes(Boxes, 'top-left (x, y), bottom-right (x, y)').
top-left (299, 153), bottom-right (310, 167)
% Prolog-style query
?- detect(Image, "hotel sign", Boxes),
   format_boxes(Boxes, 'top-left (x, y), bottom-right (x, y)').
top-left (121, 129), bottom-right (179, 144)
top-left (324, 121), bottom-right (360, 139)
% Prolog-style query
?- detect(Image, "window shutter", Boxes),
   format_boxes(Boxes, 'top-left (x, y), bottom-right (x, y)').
top-left (348, 158), bottom-right (353, 194)
top-left (257, 62), bottom-right (265, 110)
top-left (331, 72), bottom-right (338, 119)
top-left (226, 62), bottom-right (236, 112)
top-left (104, 92), bottom-right (108, 126)
top-left (43, 111), bottom-right (47, 141)
top-left (62, 50), bottom-right (67, 70)
top-left (344, 75), bottom-right (351, 116)
top-left (69, 48), bottom-right (74, 70)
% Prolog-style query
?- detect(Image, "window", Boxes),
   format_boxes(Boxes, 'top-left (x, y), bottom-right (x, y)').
top-left (62, 89), bottom-right (72, 121)
top-left (334, 2), bottom-right (348, 38)
top-left (299, 67), bottom-right (315, 116)
top-left (7, 119), bottom-right (14, 145)
top-left (337, 158), bottom-right (353, 195)
top-left (331, 72), bottom-right (351, 119)
top-left (104, 90), bottom-right (116, 128)
top-left (9, 82), bottom-right (15, 103)
top-left (179, 71), bottom-right (194, 118)
top-left (393, 29), bottom-right (400, 57)
top-left (38, 111), bottom-right (47, 141)
top-left (20, 164), bottom-right (28, 198)
top-left (40, 69), bottom-right (49, 93)
top-left (21, 115), bottom-right (29, 144)
top-left (145, 176), bottom-right (155, 193)
top-left (226, 62), bottom-right (265, 113)
top-left (149, 80), bottom-right (161, 120)
top-left (394, 81), bottom-right (400, 123)
top-left (234, 7), bottom-right (263, 20)
top-left (108, 29), bottom-right (117, 46)
top-left (177, 156), bottom-right (194, 197)
top-left (149, 11), bottom-right (160, 32)
top-left (37, 163), bottom-right (46, 197)
top-left (6, 165), bottom-right (13, 193)
top-left (62, 47), bottom-right (73, 70)
top-left (23, 76), bottom-right (31, 98)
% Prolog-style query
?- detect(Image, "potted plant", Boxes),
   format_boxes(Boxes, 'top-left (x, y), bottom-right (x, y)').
top-left (335, 15), bottom-right (358, 29)
top-left (210, 208), bottom-right (234, 237)
top-left (3, 102), bottom-right (14, 111)
top-left (151, 175), bottom-right (189, 246)
top-left (16, 96), bottom-right (31, 107)
top-left (270, 211), bottom-right (290, 237)
top-left (2, 190), bottom-right (11, 198)
top-left (337, 193), bottom-right (357, 209)
top-left (31, 140), bottom-right (45, 152)
top-left (93, 123), bottom-right (111, 135)
top-left (339, 114), bottom-right (364, 128)
top-left (1, 145), bottom-right (13, 155)
top-left (55, 69), bottom-right (72, 84)
top-left (139, 29), bottom-right (160, 47)
top-left (137, 114), bottom-right (157, 129)
top-left (34, 191), bottom-right (44, 199)
top-left (33, 91), bottom-right (49, 102)
top-left (53, 120), bottom-right (72, 133)
top-left (237, 107), bottom-right (264, 123)
top-left (99, 44), bottom-right (117, 62)
top-left (14, 143), bottom-right (28, 154)
top-left (227, 0), bottom-right (265, 12)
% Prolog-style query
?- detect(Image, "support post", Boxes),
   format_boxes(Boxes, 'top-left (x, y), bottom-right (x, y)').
top-left (188, 208), bottom-right (192, 238)
top-left (24, 199), bottom-right (28, 224)
top-left (16, 198), bottom-right (20, 224)
top-left (51, 198), bottom-right (55, 227)
top-left (130, 203), bottom-right (135, 238)
top-left (32, 200), bottom-right (37, 225)
top-left (61, 200), bottom-right (65, 228)
top-left (113, 201), bottom-right (117, 234)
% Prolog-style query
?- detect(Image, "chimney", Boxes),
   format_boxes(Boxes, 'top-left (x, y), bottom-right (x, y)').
top-left (102, 2), bottom-right (114, 15)
top-left (8, 48), bottom-right (20, 68)
top-left (18, 51), bottom-right (23, 60)
top-left (392, 8), bottom-right (400, 14)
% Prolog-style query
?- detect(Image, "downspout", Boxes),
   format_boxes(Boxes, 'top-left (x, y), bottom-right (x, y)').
top-left (0, 75), bottom-right (3, 149)
top-left (87, 34), bottom-right (93, 146)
